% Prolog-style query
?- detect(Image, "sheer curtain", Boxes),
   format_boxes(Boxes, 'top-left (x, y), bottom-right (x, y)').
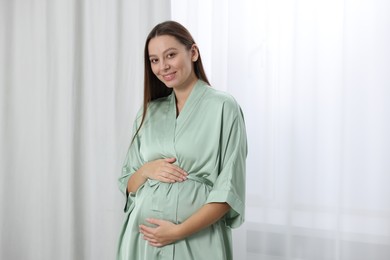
top-left (172, 0), bottom-right (390, 259)
top-left (0, 0), bottom-right (170, 259)
top-left (1, 0), bottom-right (389, 259)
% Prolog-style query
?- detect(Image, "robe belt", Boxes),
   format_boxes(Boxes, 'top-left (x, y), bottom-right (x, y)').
top-left (125, 175), bottom-right (213, 213)
top-left (147, 175), bottom-right (213, 188)
top-left (186, 175), bottom-right (214, 187)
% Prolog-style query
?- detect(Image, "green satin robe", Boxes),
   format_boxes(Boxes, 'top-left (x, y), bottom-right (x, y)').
top-left (117, 80), bottom-right (247, 260)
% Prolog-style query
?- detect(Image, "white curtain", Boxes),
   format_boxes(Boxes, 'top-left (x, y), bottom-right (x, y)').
top-left (2, 0), bottom-right (389, 259)
top-left (0, 0), bottom-right (171, 259)
top-left (171, 0), bottom-right (390, 259)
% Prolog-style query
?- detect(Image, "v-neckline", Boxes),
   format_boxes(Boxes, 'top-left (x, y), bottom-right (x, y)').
top-left (169, 80), bottom-right (208, 135)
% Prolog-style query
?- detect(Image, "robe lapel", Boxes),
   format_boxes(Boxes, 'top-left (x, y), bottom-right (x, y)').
top-left (163, 94), bottom-right (177, 157)
top-left (173, 80), bottom-right (208, 138)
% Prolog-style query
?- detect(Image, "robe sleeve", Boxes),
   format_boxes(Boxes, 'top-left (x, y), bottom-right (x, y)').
top-left (205, 98), bottom-right (248, 228)
top-left (118, 109), bottom-right (144, 213)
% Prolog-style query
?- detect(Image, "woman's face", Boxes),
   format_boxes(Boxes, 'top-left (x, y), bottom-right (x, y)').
top-left (148, 35), bottom-right (198, 90)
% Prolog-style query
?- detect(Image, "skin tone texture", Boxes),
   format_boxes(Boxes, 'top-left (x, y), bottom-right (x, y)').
top-left (126, 35), bottom-right (230, 247)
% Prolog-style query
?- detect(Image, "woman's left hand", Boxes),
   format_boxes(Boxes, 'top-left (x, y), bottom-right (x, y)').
top-left (139, 218), bottom-right (182, 247)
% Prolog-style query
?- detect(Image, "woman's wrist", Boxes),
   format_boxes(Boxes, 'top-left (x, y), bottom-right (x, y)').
top-left (127, 168), bottom-right (148, 193)
top-left (137, 167), bottom-right (148, 180)
top-left (173, 223), bottom-right (186, 241)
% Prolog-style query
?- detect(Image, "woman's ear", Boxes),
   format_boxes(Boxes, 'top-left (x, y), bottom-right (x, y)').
top-left (191, 44), bottom-right (199, 62)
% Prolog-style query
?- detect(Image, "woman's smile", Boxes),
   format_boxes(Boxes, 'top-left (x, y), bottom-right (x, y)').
top-left (162, 72), bottom-right (176, 81)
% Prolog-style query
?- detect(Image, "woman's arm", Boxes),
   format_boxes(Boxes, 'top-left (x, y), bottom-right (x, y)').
top-left (139, 202), bottom-right (230, 247)
top-left (126, 169), bottom-right (148, 193)
top-left (176, 202), bottom-right (230, 237)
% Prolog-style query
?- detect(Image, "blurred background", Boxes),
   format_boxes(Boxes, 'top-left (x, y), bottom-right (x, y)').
top-left (1, 0), bottom-right (389, 259)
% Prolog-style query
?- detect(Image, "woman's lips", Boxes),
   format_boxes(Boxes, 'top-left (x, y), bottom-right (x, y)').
top-left (162, 72), bottom-right (175, 81)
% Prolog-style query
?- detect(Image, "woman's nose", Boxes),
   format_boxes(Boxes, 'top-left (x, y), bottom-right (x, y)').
top-left (160, 60), bottom-right (170, 70)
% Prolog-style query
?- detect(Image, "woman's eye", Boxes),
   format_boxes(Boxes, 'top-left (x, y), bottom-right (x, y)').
top-left (167, 53), bottom-right (176, 59)
top-left (150, 59), bottom-right (158, 64)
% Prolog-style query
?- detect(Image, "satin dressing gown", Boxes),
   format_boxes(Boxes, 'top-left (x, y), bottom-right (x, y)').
top-left (117, 80), bottom-right (247, 260)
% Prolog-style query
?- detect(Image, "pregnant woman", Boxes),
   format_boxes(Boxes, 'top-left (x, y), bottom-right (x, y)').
top-left (117, 20), bottom-right (247, 260)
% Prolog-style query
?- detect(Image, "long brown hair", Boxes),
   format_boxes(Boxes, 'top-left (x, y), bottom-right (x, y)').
top-left (132, 21), bottom-right (210, 142)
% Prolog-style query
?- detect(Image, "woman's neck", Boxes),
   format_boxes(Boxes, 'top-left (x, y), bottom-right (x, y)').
top-left (174, 76), bottom-right (198, 114)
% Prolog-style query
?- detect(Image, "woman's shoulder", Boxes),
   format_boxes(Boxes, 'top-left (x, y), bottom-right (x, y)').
top-left (133, 95), bottom-right (168, 116)
top-left (149, 95), bottom-right (170, 107)
top-left (147, 95), bottom-right (171, 117)
top-left (133, 95), bottom-right (170, 127)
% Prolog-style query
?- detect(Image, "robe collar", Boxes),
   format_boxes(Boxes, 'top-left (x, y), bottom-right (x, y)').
top-left (169, 79), bottom-right (209, 128)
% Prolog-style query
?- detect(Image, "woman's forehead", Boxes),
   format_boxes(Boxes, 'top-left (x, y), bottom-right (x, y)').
top-left (148, 35), bottom-right (184, 54)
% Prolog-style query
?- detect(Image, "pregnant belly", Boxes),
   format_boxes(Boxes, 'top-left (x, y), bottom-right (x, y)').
top-left (134, 178), bottom-right (212, 226)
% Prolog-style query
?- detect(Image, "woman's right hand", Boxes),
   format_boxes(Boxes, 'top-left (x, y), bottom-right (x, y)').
top-left (139, 158), bottom-right (188, 183)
